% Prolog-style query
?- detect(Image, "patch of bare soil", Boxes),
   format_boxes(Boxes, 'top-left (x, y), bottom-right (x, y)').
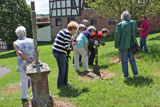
top-left (53, 98), bottom-right (75, 107)
top-left (77, 70), bottom-right (115, 81)
top-left (26, 98), bottom-right (74, 107)
top-left (108, 57), bottom-right (121, 63)
top-left (155, 71), bottom-right (160, 77)
top-left (108, 57), bottom-right (141, 63)
top-left (100, 69), bottom-right (116, 79)
top-left (1, 83), bottom-right (20, 95)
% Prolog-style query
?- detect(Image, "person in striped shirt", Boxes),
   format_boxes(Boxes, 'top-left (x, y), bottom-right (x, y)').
top-left (52, 21), bottom-right (78, 88)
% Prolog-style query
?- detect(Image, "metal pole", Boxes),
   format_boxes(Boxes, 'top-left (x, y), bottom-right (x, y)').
top-left (93, 31), bottom-right (100, 76)
top-left (31, 1), bottom-right (40, 69)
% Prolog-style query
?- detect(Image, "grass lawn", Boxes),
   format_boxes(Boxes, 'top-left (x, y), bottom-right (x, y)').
top-left (0, 32), bottom-right (160, 107)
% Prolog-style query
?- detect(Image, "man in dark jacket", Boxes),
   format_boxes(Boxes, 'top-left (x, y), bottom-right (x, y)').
top-left (114, 11), bottom-right (139, 78)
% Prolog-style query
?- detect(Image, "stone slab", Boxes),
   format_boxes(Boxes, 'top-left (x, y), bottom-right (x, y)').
top-left (0, 66), bottom-right (11, 78)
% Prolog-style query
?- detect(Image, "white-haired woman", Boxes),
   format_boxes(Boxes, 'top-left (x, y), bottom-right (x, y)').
top-left (74, 26), bottom-right (96, 71)
top-left (82, 19), bottom-right (89, 30)
top-left (114, 11), bottom-right (139, 78)
top-left (72, 24), bottom-right (85, 66)
top-left (13, 26), bottom-right (35, 100)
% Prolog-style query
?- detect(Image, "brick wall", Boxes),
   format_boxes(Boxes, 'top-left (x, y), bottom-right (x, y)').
top-left (148, 14), bottom-right (160, 32)
top-left (80, 10), bottom-right (160, 35)
top-left (50, 16), bottom-right (80, 40)
top-left (80, 10), bottom-right (117, 35)
top-left (50, 10), bottom-right (160, 41)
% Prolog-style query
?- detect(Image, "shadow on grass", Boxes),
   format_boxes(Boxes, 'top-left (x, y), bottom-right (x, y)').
top-left (124, 76), bottom-right (154, 87)
top-left (100, 33), bottom-right (140, 42)
top-left (148, 35), bottom-right (160, 41)
top-left (58, 86), bottom-right (89, 98)
top-left (38, 41), bottom-right (53, 46)
top-left (21, 99), bottom-right (29, 107)
top-left (139, 43), bottom-right (160, 62)
top-left (0, 51), bottom-right (17, 59)
top-left (99, 63), bottom-right (115, 69)
top-left (76, 71), bottom-right (89, 76)
top-left (100, 35), bottom-right (114, 42)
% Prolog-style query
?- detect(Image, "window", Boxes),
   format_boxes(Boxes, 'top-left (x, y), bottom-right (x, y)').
top-left (68, 18), bottom-right (75, 23)
top-left (55, 18), bottom-right (62, 26)
top-left (71, 0), bottom-right (76, 9)
top-left (108, 18), bottom-right (116, 26)
top-left (90, 18), bottom-right (97, 26)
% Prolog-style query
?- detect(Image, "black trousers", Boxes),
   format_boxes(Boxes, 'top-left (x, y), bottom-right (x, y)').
top-left (88, 44), bottom-right (95, 65)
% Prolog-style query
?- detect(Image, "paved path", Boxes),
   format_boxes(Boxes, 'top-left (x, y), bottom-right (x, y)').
top-left (0, 66), bottom-right (11, 78)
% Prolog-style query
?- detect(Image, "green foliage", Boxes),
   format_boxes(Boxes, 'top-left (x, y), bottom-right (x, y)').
top-left (86, 0), bottom-right (160, 21)
top-left (0, 33), bottom-right (160, 106)
top-left (0, 0), bottom-right (32, 46)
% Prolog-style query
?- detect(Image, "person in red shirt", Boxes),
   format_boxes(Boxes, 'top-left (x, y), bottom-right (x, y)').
top-left (89, 28), bottom-right (109, 65)
top-left (138, 15), bottom-right (149, 52)
top-left (91, 28), bottom-right (109, 40)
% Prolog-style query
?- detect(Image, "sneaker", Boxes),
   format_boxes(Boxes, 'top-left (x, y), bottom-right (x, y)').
top-left (134, 74), bottom-right (138, 77)
top-left (65, 83), bottom-right (72, 86)
top-left (122, 76), bottom-right (128, 78)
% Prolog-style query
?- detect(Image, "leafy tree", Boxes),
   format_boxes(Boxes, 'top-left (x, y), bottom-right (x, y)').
top-left (0, 0), bottom-right (32, 47)
top-left (86, 0), bottom-right (160, 21)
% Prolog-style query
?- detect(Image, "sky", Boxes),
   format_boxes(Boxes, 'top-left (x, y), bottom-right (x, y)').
top-left (26, 0), bottom-right (49, 14)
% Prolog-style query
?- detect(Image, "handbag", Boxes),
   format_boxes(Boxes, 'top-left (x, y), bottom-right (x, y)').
top-left (131, 22), bottom-right (141, 54)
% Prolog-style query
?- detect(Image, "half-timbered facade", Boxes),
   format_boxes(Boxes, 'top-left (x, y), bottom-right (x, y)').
top-left (49, 0), bottom-right (118, 40)
top-left (49, 0), bottom-right (160, 41)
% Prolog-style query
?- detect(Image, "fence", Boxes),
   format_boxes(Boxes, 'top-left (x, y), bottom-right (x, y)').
top-left (0, 39), bottom-right (8, 52)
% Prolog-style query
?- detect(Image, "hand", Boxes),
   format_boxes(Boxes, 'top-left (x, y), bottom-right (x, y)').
top-left (70, 38), bottom-right (74, 44)
top-left (86, 52), bottom-right (88, 56)
top-left (72, 41), bottom-right (78, 46)
top-left (30, 59), bottom-right (34, 63)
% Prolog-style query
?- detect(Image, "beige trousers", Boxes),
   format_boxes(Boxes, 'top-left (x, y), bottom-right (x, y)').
top-left (73, 46), bottom-right (88, 71)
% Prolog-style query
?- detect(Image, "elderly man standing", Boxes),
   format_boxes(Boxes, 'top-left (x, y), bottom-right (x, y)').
top-left (114, 11), bottom-right (139, 78)
top-left (138, 15), bottom-right (149, 52)
top-left (13, 26), bottom-right (35, 100)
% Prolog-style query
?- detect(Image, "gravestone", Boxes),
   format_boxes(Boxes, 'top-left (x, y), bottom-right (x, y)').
top-left (26, 1), bottom-right (53, 107)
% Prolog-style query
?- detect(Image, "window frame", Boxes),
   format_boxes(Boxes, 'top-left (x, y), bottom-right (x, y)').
top-left (68, 18), bottom-right (75, 23)
top-left (107, 18), bottom-right (117, 26)
top-left (55, 18), bottom-right (62, 26)
top-left (89, 18), bottom-right (97, 26)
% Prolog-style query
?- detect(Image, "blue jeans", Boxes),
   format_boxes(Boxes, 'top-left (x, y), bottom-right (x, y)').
top-left (52, 51), bottom-right (68, 88)
top-left (140, 37), bottom-right (148, 52)
top-left (120, 49), bottom-right (138, 77)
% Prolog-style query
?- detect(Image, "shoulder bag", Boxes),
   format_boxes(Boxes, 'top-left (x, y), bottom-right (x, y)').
top-left (131, 22), bottom-right (141, 54)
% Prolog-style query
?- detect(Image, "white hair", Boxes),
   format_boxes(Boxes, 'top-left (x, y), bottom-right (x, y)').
top-left (87, 26), bottom-right (96, 32)
top-left (82, 19), bottom-right (89, 24)
top-left (121, 11), bottom-right (130, 20)
top-left (78, 24), bottom-right (85, 30)
top-left (15, 26), bottom-right (26, 38)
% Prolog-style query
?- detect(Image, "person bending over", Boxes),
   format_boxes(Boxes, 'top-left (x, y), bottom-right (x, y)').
top-left (73, 26), bottom-right (96, 72)
top-left (89, 28), bottom-right (109, 65)
top-left (52, 21), bottom-right (78, 88)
